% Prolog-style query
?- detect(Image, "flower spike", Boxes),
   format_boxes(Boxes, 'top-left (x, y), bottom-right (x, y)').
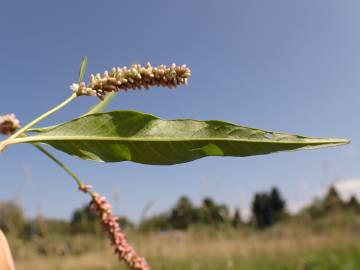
top-left (71, 62), bottom-right (191, 100)
top-left (90, 192), bottom-right (150, 270)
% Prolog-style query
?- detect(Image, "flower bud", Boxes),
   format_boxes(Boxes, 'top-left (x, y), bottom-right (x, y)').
top-left (0, 114), bottom-right (20, 135)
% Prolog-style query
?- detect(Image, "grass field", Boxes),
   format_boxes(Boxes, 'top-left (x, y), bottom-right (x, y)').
top-left (9, 223), bottom-right (360, 270)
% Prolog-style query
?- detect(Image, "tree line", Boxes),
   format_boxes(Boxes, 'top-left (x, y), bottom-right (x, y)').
top-left (1, 185), bottom-right (360, 239)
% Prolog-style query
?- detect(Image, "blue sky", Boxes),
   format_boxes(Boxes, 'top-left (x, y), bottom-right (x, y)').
top-left (0, 1), bottom-right (359, 221)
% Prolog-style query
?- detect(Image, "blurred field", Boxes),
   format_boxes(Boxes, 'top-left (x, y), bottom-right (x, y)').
top-left (2, 186), bottom-right (360, 269)
top-left (9, 223), bottom-right (360, 270)
top-left (0, 187), bottom-right (358, 269)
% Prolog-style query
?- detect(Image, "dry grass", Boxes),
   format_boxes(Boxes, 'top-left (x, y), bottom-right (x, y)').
top-left (10, 226), bottom-right (360, 270)
top-left (133, 229), bottom-right (359, 259)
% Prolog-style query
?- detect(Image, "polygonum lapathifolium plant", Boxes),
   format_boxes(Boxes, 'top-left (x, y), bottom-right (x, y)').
top-left (0, 57), bottom-right (350, 270)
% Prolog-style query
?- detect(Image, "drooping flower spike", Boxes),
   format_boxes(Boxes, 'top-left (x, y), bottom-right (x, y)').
top-left (71, 62), bottom-right (191, 100)
top-left (89, 191), bottom-right (150, 270)
top-left (0, 114), bottom-right (20, 135)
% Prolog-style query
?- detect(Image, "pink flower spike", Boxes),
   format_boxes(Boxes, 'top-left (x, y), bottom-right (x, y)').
top-left (90, 193), bottom-right (150, 270)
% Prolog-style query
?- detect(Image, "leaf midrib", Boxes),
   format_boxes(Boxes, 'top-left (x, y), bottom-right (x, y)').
top-left (9, 135), bottom-right (349, 145)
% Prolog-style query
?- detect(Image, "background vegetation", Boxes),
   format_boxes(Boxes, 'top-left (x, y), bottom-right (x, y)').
top-left (1, 185), bottom-right (360, 269)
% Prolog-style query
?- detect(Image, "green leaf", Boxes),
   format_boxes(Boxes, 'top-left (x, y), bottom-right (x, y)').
top-left (28, 92), bottom-right (117, 133)
top-left (78, 56), bottom-right (87, 82)
top-left (12, 111), bottom-right (349, 165)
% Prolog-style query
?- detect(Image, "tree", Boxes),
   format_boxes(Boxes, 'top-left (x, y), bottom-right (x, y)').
top-left (251, 187), bottom-right (286, 229)
top-left (168, 196), bottom-right (195, 230)
top-left (252, 193), bottom-right (272, 228)
top-left (346, 196), bottom-right (360, 213)
top-left (201, 197), bottom-right (230, 226)
top-left (70, 205), bottom-right (101, 235)
top-left (270, 187), bottom-right (286, 222)
top-left (323, 186), bottom-right (343, 210)
top-left (22, 217), bottom-right (71, 239)
top-left (138, 213), bottom-right (168, 232)
top-left (232, 208), bottom-right (242, 228)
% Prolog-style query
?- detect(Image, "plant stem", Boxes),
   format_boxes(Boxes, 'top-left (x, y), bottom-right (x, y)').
top-left (0, 93), bottom-right (77, 152)
top-left (33, 144), bottom-right (79, 186)
top-left (10, 93), bottom-right (77, 140)
top-left (31, 142), bottom-right (92, 196)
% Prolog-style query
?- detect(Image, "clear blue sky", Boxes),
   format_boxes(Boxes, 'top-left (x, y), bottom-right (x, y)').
top-left (0, 1), bottom-right (359, 221)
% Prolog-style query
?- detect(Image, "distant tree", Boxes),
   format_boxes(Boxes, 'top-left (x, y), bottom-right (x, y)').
top-left (304, 186), bottom-right (350, 219)
top-left (270, 187), bottom-right (286, 221)
top-left (251, 187), bottom-right (286, 229)
top-left (325, 186), bottom-right (340, 200)
top-left (252, 193), bottom-right (272, 228)
top-left (307, 197), bottom-right (325, 219)
top-left (138, 213), bottom-right (168, 232)
top-left (346, 196), bottom-right (360, 213)
top-left (70, 205), bottom-right (101, 234)
top-left (22, 217), bottom-right (71, 239)
top-left (323, 186), bottom-right (344, 210)
top-left (118, 217), bottom-right (134, 229)
top-left (232, 208), bottom-right (242, 228)
top-left (217, 203), bottom-right (230, 224)
top-left (168, 196), bottom-right (195, 230)
top-left (201, 197), bottom-right (230, 226)
top-left (202, 197), bottom-right (216, 224)
top-left (140, 196), bottom-right (232, 231)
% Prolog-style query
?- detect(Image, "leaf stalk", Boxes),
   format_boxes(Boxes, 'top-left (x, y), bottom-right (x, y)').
top-left (0, 93), bottom-right (78, 152)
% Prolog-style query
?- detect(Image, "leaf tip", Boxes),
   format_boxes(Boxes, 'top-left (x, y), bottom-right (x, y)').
top-left (329, 138), bottom-right (350, 145)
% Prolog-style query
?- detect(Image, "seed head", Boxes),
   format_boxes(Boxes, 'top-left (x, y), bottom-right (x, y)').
top-left (90, 192), bottom-right (150, 270)
top-left (71, 62), bottom-right (191, 100)
top-left (0, 114), bottom-right (20, 135)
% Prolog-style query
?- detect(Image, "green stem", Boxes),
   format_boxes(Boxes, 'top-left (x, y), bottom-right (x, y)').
top-left (9, 93), bottom-right (77, 140)
top-left (33, 143), bottom-right (81, 186)
top-left (0, 93), bottom-right (77, 152)
top-left (31, 142), bottom-right (92, 197)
